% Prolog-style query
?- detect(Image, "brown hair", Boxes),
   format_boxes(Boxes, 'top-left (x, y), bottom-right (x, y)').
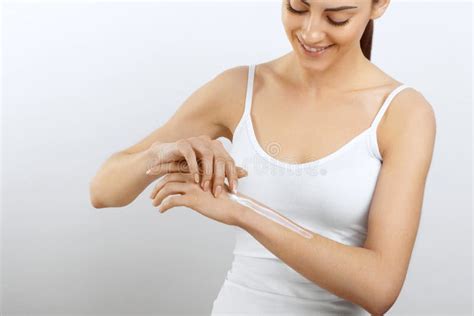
top-left (361, 0), bottom-right (380, 60)
top-left (360, 19), bottom-right (374, 60)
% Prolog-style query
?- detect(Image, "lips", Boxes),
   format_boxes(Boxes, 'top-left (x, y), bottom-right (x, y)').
top-left (297, 37), bottom-right (333, 50)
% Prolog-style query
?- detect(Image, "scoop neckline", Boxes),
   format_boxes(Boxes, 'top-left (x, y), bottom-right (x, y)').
top-left (242, 64), bottom-right (407, 169)
top-left (245, 114), bottom-right (372, 169)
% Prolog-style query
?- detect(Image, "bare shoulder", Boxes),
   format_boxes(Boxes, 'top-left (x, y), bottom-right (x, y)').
top-left (380, 87), bottom-right (437, 159)
top-left (212, 65), bottom-right (252, 142)
top-left (120, 65), bottom-right (250, 154)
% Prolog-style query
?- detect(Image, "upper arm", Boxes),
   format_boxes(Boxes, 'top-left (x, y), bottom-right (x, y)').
top-left (363, 89), bottom-right (437, 311)
top-left (121, 66), bottom-right (247, 154)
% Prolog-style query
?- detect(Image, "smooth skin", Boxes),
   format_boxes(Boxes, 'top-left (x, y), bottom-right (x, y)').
top-left (89, 62), bottom-right (250, 208)
top-left (144, 136), bottom-right (248, 195)
top-left (148, 0), bottom-right (437, 314)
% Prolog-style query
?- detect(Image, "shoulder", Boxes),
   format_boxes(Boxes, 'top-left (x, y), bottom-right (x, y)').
top-left (213, 65), bottom-right (250, 89)
top-left (208, 65), bottom-right (254, 141)
top-left (385, 87), bottom-right (437, 138)
top-left (382, 87), bottom-right (437, 163)
top-left (183, 65), bottom-right (249, 142)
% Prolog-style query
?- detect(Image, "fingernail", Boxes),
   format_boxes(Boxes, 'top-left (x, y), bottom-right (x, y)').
top-left (194, 173), bottom-right (199, 183)
top-left (215, 185), bottom-right (221, 197)
top-left (204, 180), bottom-right (210, 192)
top-left (146, 169), bottom-right (151, 175)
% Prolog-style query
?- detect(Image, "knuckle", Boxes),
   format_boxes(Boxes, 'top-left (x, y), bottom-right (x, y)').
top-left (201, 171), bottom-right (212, 179)
top-left (201, 160), bottom-right (212, 170)
top-left (159, 174), bottom-right (171, 184)
top-left (199, 134), bottom-right (211, 141)
top-left (180, 194), bottom-right (192, 207)
top-left (188, 136), bottom-right (201, 144)
top-left (214, 163), bottom-right (226, 173)
top-left (162, 196), bottom-right (175, 207)
top-left (215, 156), bottom-right (226, 165)
top-left (164, 180), bottom-right (179, 190)
top-left (186, 183), bottom-right (197, 193)
top-left (186, 172), bottom-right (196, 183)
top-left (201, 148), bottom-right (213, 158)
top-left (212, 139), bottom-right (223, 146)
top-left (213, 173), bottom-right (225, 182)
top-left (176, 139), bottom-right (187, 146)
top-left (165, 172), bottom-right (177, 181)
top-left (161, 182), bottom-right (172, 194)
top-left (176, 141), bottom-right (191, 153)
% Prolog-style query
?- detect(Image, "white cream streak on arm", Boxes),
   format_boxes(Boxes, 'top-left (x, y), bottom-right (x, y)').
top-left (227, 192), bottom-right (314, 239)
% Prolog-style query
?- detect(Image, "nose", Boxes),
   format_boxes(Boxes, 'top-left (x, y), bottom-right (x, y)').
top-left (300, 15), bottom-right (326, 44)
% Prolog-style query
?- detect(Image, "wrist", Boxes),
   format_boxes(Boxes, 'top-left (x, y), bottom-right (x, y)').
top-left (233, 203), bottom-right (250, 229)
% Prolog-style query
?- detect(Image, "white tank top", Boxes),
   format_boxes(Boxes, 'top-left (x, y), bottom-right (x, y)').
top-left (230, 64), bottom-right (411, 258)
top-left (211, 64), bottom-right (412, 315)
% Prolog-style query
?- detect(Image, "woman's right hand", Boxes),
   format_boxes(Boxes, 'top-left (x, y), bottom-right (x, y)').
top-left (145, 135), bottom-right (248, 197)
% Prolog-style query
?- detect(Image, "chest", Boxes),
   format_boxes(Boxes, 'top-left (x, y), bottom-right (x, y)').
top-left (249, 87), bottom-right (389, 165)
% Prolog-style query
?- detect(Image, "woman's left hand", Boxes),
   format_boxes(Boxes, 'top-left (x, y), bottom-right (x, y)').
top-left (149, 172), bottom-right (243, 227)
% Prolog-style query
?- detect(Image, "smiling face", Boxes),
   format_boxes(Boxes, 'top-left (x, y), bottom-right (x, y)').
top-left (282, 0), bottom-right (387, 69)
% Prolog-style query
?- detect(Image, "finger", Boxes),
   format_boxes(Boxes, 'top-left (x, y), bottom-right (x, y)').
top-left (188, 138), bottom-right (214, 192)
top-left (209, 139), bottom-right (231, 197)
top-left (150, 174), bottom-right (169, 199)
top-left (212, 156), bottom-right (226, 198)
top-left (152, 182), bottom-right (188, 208)
top-left (224, 158), bottom-right (238, 193)
top-left (176, 140), bottom-right (200, 184)
top-left (159, 194), bottom-right (190, 213)
top-left (149, 173), bottom-right (192, 199)
top-left (222, 182), bottom-right (232, 194)
top-left (208, 139), bottom-right (238, 193)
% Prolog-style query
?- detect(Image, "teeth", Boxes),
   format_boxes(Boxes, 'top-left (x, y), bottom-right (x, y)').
top-left (303, 43), bottom-right (327, 52)
top-left (299, 39), bottom-right (330, 53)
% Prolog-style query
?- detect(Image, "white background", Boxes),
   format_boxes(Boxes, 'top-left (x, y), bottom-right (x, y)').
top-left (1, 0), bottom-right (472, 315)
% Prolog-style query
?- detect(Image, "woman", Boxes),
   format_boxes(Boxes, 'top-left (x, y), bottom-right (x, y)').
top-left (90, 0), bottom-right (436, 314)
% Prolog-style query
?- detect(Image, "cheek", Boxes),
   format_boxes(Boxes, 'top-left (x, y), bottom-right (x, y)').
top-left (332, 22), bottom-right (367, 46)
top-left (333, 33), bottom-right (354, 45)
top-left (281, 12), bottom-right (299, 30)
top-left (349, 18), bottom-right (372, 40)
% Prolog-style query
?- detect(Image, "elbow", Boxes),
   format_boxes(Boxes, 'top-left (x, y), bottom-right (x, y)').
top-left (89, 179), bottom-right (107, 209)
top-left (369, 299), bottom-right (395, 316)
top-left (90, 188), bottom-right (105, 209)
top-left (90, 196), bottom-right (129, 209)
top-left (90, 195), bottom-right (105, 209)
top-left (89, 183), bottom-right (131, 209)
top-left (368, 283), bottom-right (398, 315)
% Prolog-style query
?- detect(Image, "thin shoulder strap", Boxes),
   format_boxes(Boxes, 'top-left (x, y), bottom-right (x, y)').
top-left (370, 84), bottom-right (411, 129)
top-left (243, 64), bottom-right (256, 118)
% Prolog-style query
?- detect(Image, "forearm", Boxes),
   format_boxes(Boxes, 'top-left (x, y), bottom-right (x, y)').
top-left (90, 150), bottom-right (159, 208)
top-left (234, 198), bottom-right (387, 315)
